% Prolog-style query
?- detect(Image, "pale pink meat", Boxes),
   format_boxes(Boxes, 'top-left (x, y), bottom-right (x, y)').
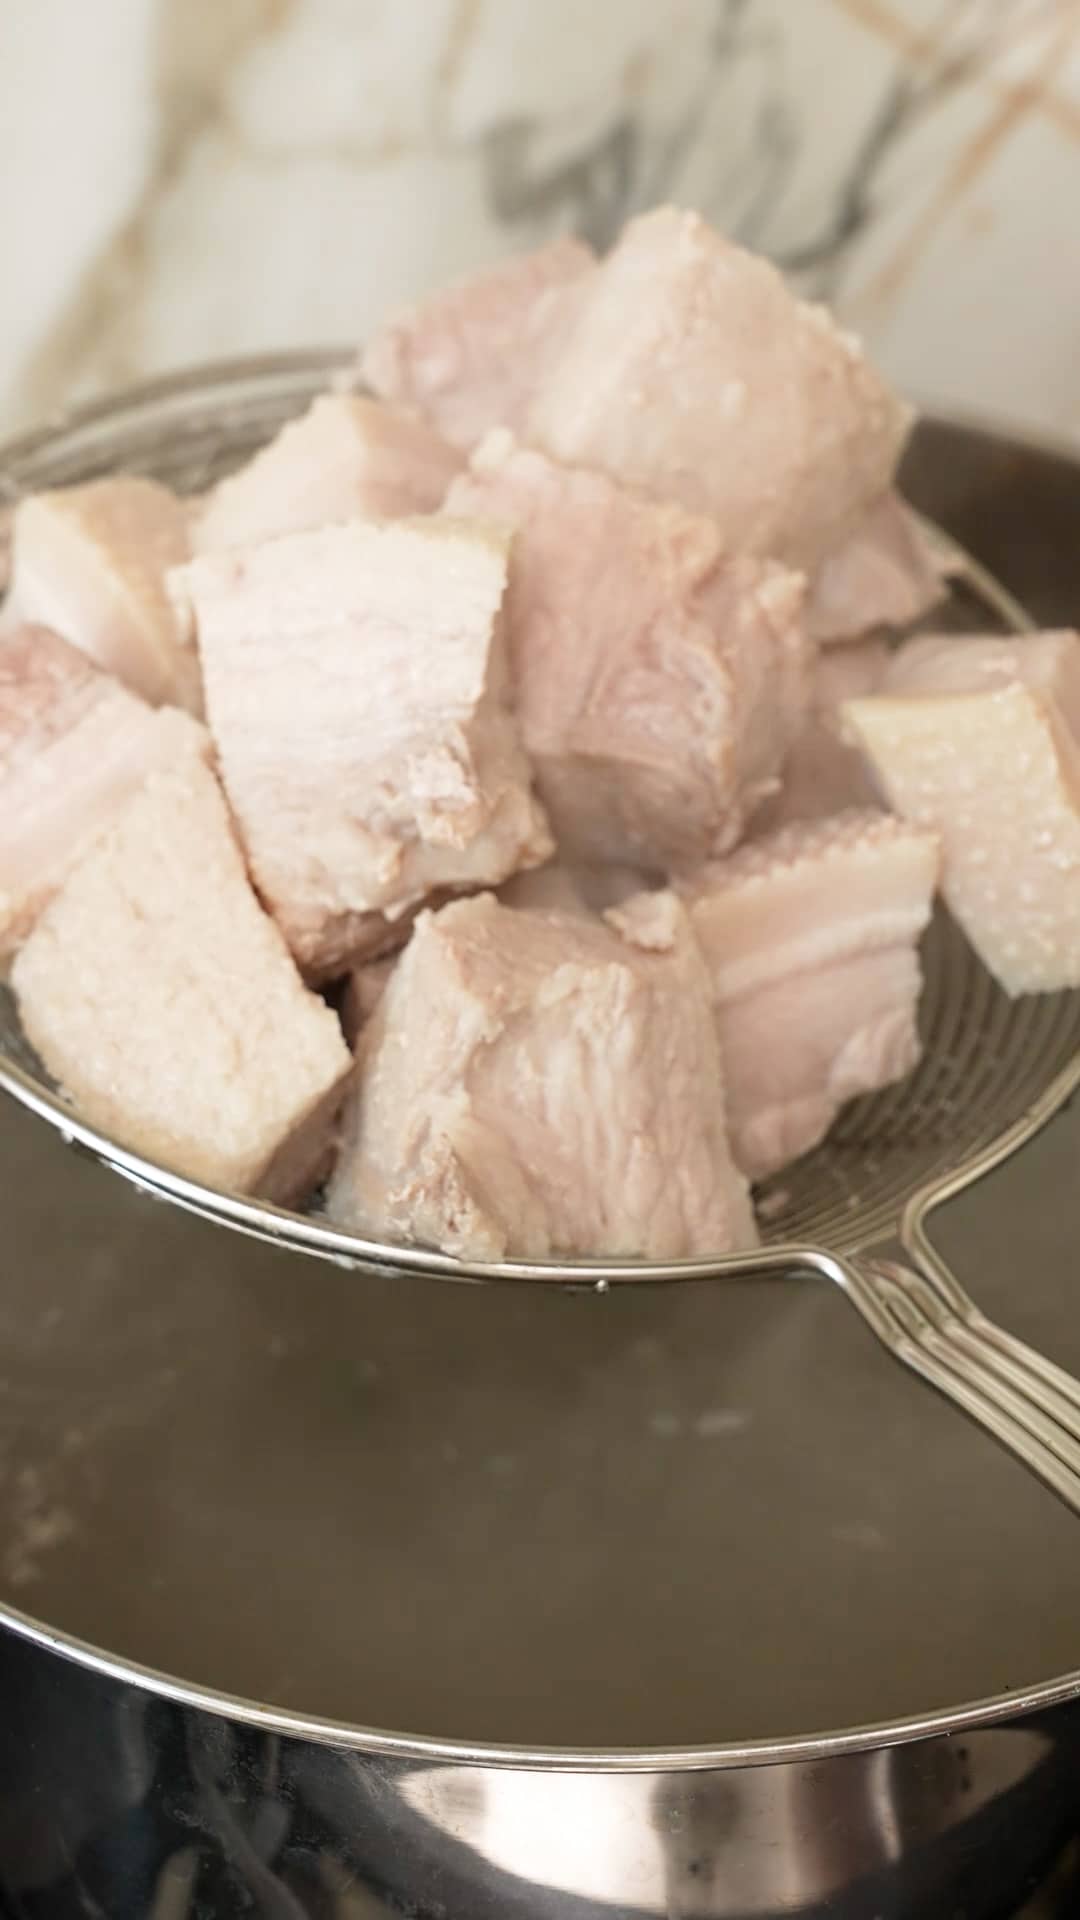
top-left (2, 478), bottom-right (198, 709)
top-left (528, 208), bottom-right (910, 570)
top-left (172, 517), bottom-right (551, 978)
top-left (13, 756), bottom-right (352, 1201)
top-left (447, 430), bottom-right (809, 867)
top-left (0, 623), bottom-right (208, 957)
top-left (192, 394), bottom-right (462, 552)
top-left (808, 492), bottom-right (949, 645)
top-left (718, 948), bottom-right (923, 1181)
top-left (361, 236), bottom-right (595, 451)
top-left (844, 629), bottom-right (1080, 993)
top-left (680, 811), bottom-right (938, 1177)
top-left (683, 810), bottom-right (937, 999)
top-left (326, 889), bottom-right (756, 1261)
top-left (881, 629), bottom-right (1080, 731)
top-left (755, 637), bottom-right (888, 830)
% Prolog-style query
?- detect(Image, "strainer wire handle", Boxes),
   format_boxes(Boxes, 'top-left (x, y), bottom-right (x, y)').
top-left (828, 1250), bottom-right (1080, 1515)
top-left (908, 1231), bottom-right (1080, 1417)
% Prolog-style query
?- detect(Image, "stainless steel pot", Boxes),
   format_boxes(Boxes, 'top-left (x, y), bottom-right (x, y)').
top-left (0, 368), bottom-right (1079, 1917)
top-left (2, 1634), bottom-right (1079, 1917)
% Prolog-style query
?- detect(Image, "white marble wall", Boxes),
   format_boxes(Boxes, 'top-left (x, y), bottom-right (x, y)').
top-left (3, 0), bottom-right (1080, 441)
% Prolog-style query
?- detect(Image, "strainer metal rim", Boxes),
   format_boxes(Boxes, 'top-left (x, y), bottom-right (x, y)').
top-left (6, 1039), bottom-right (1080, 1289)
top-left (2, 1573), bottom-right (1080, 1772)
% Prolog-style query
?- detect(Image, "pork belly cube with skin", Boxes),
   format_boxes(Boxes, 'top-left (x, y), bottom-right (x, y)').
top-left (681, 812), bottom-right (939, 1179)
top-left (528, 208), bottom-right (910, 570)
top-left (844, 631), bottom-right (1080, 994)
top-left (326, 890), bottom-right (757, 1262)
top-left (0, 623), bottom-right (208, 957)
top-left (12, 757), bottom-right (352, 1201)
top-left (172, 517), bottom-right (551, 978)
top-left (718, 948), bottom-right (924, 1184)
top-left (447, 431), bottom-right (809, 867)
top-left (881, 630), bottom-right (1080, 726)
top-left (2, 477), bottom-right (197, 709)
top-left (192, 394), bottom-right (462, 552)
top-left (755, 637), bottom-right (889, 830)
top-left (808, 493), bottom-right (949, 645)
top-left (361, 235), bottom-right (595, 451)
top-left (685, 810), bottom-right (938, 1000)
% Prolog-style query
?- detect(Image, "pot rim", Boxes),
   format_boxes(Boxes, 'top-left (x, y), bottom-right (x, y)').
top-left (3, 1594), bottom-right (1079, 1770)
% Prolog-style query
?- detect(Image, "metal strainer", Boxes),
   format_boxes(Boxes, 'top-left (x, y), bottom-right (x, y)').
top-left (3, 354), bottom-right (1080, 1509)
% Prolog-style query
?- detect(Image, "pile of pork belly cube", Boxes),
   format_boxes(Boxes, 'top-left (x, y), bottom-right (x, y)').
top-left (3, 205), bottom-right (1080, 1264)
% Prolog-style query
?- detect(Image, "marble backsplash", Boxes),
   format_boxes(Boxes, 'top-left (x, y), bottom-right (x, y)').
top-left (4, 0), bottom-right (1080, 443)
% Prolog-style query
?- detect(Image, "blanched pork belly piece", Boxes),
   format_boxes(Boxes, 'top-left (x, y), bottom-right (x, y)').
top-left (808, 493), bottom-right (948, 644)
top-left (720, 948), bottom-right (923, 1183)
top-left (684, 810), bottom-right (938, 1000)
top-left (447, 431), bottom-right (809, 867)
top-left (173, 518), bottom-right (551, 978)
top-left (2, 477), bottom-right (197, 709)
top-left (844, 630), bottom-right (1080, 994)
top-left (756, 637), bottom-right (888, 830)
top-left (192, 394), bottom-right (462, 552)
top-left (528, 208), bottom-right (910, 570)
top-left (0, 624), bottom-right (208, 957)
top-left (326, 890), bottom-right (756, 1261)
top-left (881, 630), bottom-right (1080, 730)
top-left (681, 812), bottom-right (938, 1178)
top-left (361, 236), bottom-right (595, 452)
top-left (12, 756), bottom-right (352, 1200)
